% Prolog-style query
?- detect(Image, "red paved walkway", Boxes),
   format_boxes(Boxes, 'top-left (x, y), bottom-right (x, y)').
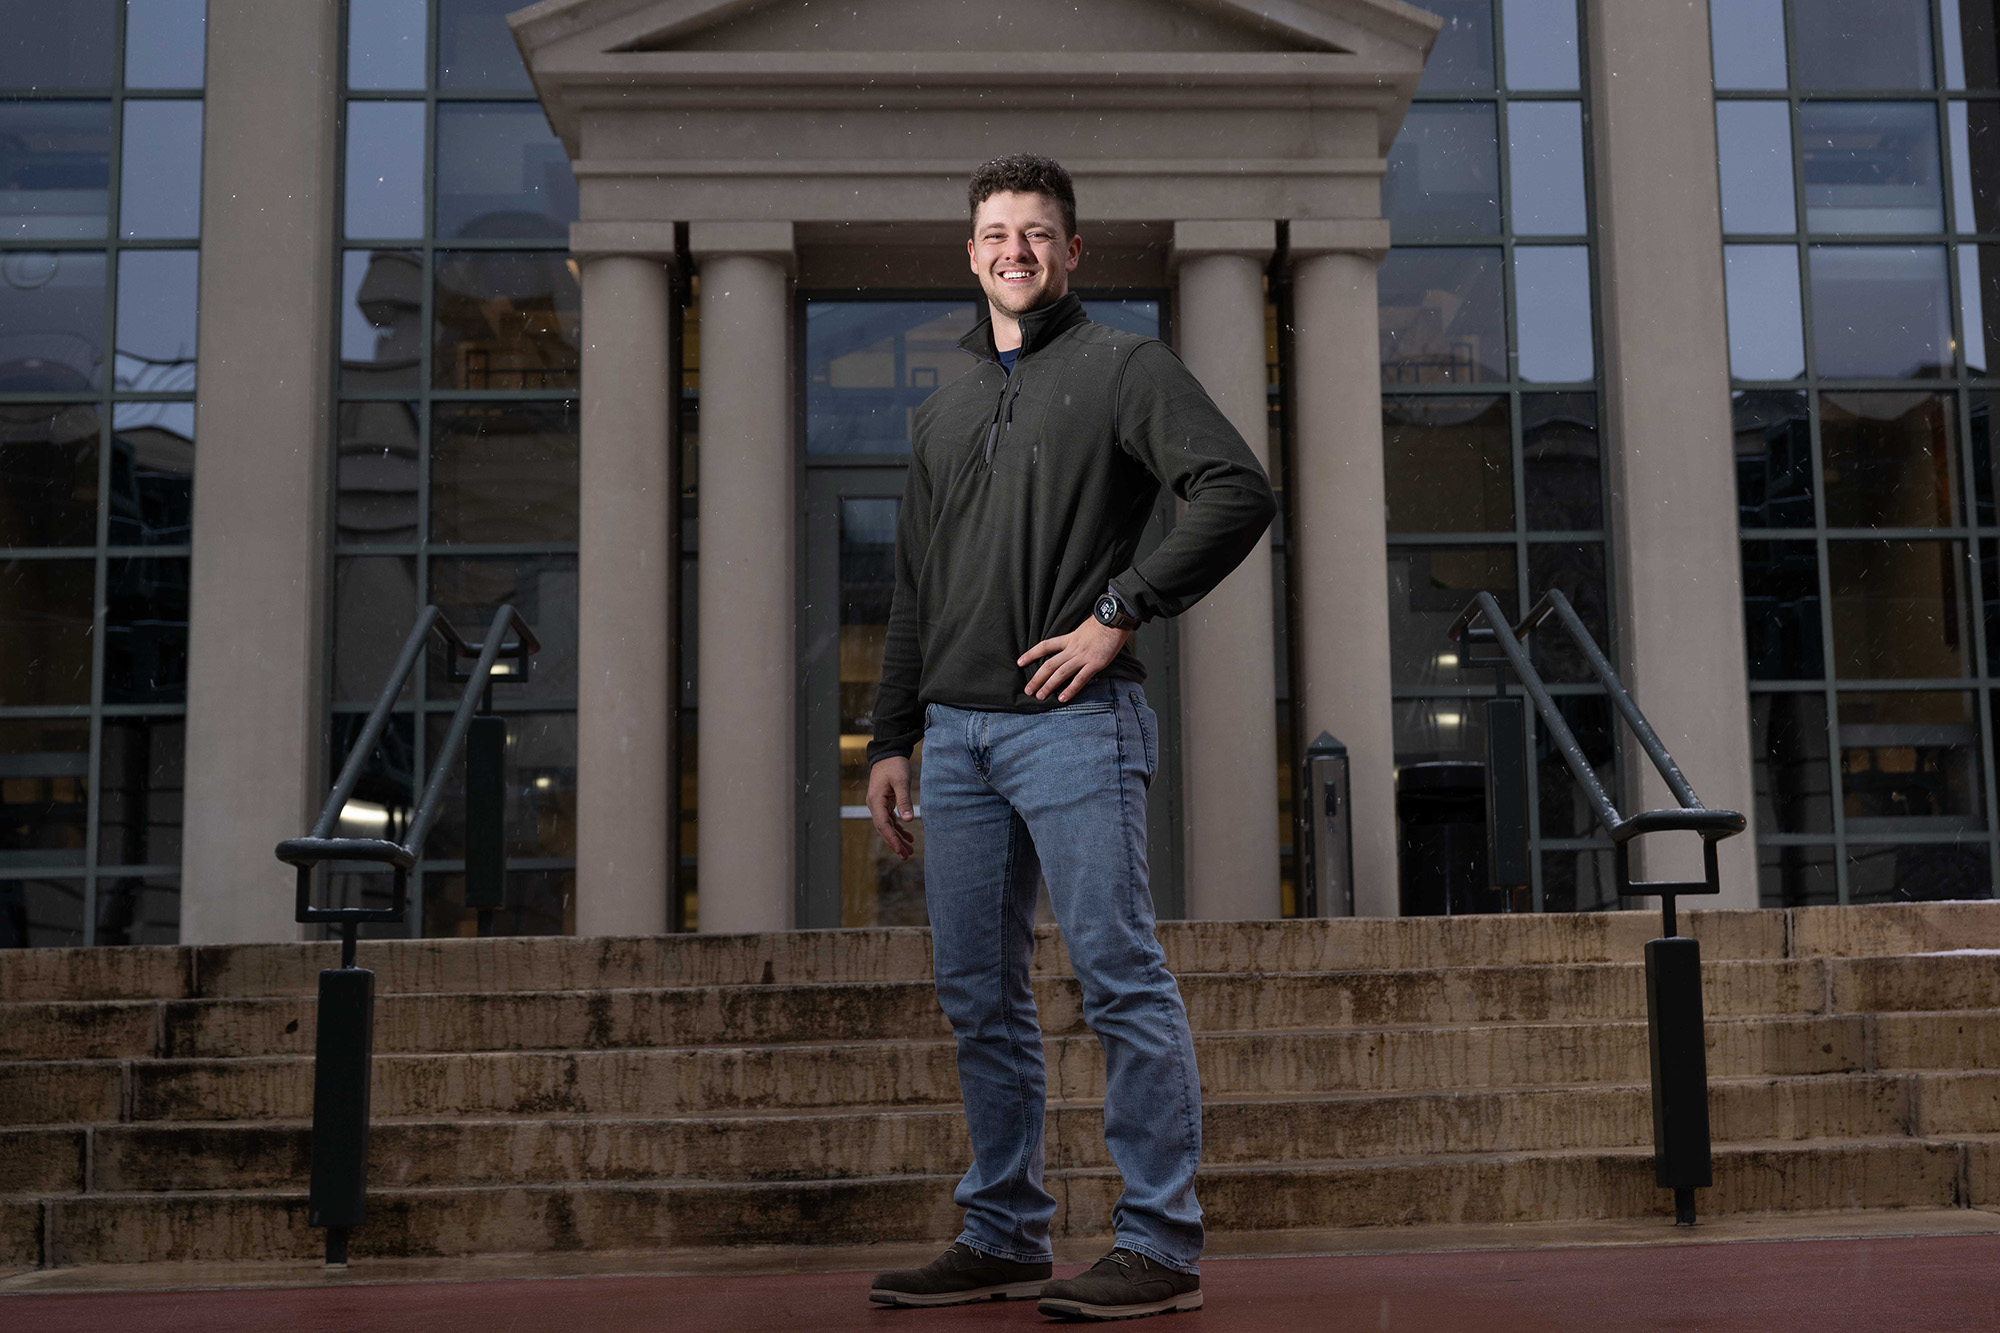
top-left (8, 1234), bottom-right (2000, 1332)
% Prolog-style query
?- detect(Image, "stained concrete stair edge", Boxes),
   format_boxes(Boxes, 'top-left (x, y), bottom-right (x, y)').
top-left (20, 1137), bottom-right (1989, 1266)
top-left (8, 901), bottom-right (1998, 1004)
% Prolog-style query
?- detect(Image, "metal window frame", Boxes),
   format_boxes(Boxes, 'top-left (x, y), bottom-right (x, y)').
top-left (1384, 0), bottom-right (1619, 911)
top-left (326, 0), bottom-right (579, 939)
top-left (0, 1), bottom-right (206, 946)
top-left (1719, 0), bottom-right (2000, 906)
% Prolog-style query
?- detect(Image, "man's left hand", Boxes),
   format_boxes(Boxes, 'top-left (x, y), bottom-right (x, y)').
top-left (1019, 617), bottom-right (1133, 702)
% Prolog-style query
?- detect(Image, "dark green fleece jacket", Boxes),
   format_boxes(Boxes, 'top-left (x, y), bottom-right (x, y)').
top-left (865, 292), bottom-right (1278, 765)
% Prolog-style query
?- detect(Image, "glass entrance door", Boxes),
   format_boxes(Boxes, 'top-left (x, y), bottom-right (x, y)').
top-left (796, 294), bottom-right (1182, 929)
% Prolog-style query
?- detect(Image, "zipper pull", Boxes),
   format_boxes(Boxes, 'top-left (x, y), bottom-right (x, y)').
top-left (983, 421), bottom-right (1001, 465)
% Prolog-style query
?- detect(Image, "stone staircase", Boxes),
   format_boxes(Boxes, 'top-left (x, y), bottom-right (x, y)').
top-left (3, 902), bottom-right (2000, 1270)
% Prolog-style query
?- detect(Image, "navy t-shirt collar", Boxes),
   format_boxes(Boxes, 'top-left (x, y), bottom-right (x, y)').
top-left (998, 346), bottom-right (1020, 374)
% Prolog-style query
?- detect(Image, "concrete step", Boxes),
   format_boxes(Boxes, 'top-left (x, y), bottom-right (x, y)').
top-left (0, 957), bottom-right (1866, 1063)
top-left (13, 1072), bottom-right (1957, 1196)
top-left (19, 1137), bottom-right (1980, 1265)
top-left (0, 1012), bottom-right (1879, 1127)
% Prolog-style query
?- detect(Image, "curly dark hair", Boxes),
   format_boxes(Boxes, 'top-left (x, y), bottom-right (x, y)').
top-left (967, 154), bottom-right (1077, 238)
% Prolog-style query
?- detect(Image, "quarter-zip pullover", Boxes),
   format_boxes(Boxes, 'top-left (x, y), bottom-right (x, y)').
top-left (866, 293), bottom-right (1278, 764)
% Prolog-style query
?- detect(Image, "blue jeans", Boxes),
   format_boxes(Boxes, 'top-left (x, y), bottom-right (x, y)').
top-left (921, 677), bottom-right (1204, 1274)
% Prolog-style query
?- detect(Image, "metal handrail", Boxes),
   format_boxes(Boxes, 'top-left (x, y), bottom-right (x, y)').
top-left (1448, 591), bottom-right (1746, 895)
top-left (277, 603), bottom-right (539, 939)
top-left (273, 602), bottom-right (537, 1270)
top-left (1448, 588), bottom-right (1744, 1229)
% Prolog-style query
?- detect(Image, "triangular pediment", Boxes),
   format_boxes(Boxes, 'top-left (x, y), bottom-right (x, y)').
top-left (512, 0), bottom-right (1439, 64)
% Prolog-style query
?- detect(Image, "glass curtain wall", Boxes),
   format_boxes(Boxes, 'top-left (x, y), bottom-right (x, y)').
top-left (1717, 0), bottom-right (2000, 905)
top-left (0, 0), bottom-right (205, 948)
top-left (331, 0), bottom-right (581, 937)
top-left (1381, 0), bottom-right (1616, 912)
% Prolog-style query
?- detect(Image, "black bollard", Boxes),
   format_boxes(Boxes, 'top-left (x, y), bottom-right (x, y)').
top-left (308, 927), bottom-right (375, 1267)
top-left (1644, 930), bottom-right (1712, 1225)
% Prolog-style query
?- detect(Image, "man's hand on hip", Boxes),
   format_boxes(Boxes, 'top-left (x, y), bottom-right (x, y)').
top-left (867, 756), bottom-right (916, 860)
top-left (1019, 617), bottom-right (1133, 702)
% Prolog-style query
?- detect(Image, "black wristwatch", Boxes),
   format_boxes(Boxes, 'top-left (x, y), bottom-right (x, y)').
top-left (1094, 586), bottom-right (1141, 632)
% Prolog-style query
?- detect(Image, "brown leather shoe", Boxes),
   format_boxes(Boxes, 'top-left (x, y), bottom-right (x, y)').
top-left (1037, 1248), bottom-right (1202, 1321)
top-left (868, 1241), bottom-right (1053, 1307)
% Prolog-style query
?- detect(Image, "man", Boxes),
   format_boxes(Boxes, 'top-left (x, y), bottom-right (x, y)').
top-left (864, 154), bottom-right (1276, 1322)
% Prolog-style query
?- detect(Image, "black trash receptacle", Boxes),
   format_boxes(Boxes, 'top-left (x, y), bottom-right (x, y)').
top-left (1398, 761), bottom-right (1505, 916)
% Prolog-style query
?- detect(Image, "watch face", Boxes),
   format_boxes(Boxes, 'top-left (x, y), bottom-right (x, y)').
top-left (1096, 594), bottom-right (1119, 624)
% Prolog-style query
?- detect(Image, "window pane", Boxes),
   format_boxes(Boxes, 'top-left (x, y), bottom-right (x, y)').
top-left (1847, 842), bottom-right (1991, 901)
top-left (1384, 103), bottom-right (1500, 240)
top-left (437, 0), bottom-right (535, 91)
top-left (1540, 848), bottom-right (1616, 913)
top-left (340, 249), bottom-right (421, 391)
top-left (1415, 0), bottom-right (1495, 91)
top-left (0, 100), bottom-right (111, 240)
top-left (96, 717), bottom-right (183, 866)
top-left (0, 558), bottom-right (91, 704)
top-left (805, 301), bottom-right (978, 454)
top-left (1379, 248), bottom-right (1506, 385)
top-left (0, 879), bottom-right (86, 947)
top-left (427, 554), bottom-right (577, 704)
top-left (1981, 539), bottom-right (2000, 671)
top-left (1809, 245), bottom-right (1951, 379)
top-left (109, 401), bottom-right (193, 546)
top-left (1949, 0), bottom-right (2000, 90)
top-left (1537, 693), bottom-right (1615, 838)
top-left (1522, 391), bottom-right (1600, 530)
top-left (1393, 695), bottom-right (1488, 766)
top-left (1819, 391), bottom-right (1956, 527)
top-left (1759, 841), bottom-right (1838, 906)
top-left (1500, 0), bottom-right (1578, 90)
top-left (1710, 0), bottom-right (1788, 90)
top-left (1386, 545), bottom-right (1514, 688)
top-left (1513, 246), bottom-right (1592, 382)
top-left (1839, 691), bottom-right (1984, 831)
top-left (328, 711), bottom-right (415, 836)
top-left (344, 101), bottom-right (425, 240)
top-left (432, 250), bottom-right (580, 390)
top-left (1717, 101), bottom-right (1798, 234)
top-left (1945, 103), bottom-right (2000, 235)
top-left (119, 100), bottom-right (202, 239)
top-left (104, 555), bottom-right (189, 704)
top-left (1742, 539), bottom-right (1825, 680)
top-left (430, 400), bottom-right (579, 543)
top-left (1507, 101), bottom-right (1585, 235)
top-left (1752, 691), bottom-right (1834, 833)
top-left (1793, 0), bottom-right (1934, 90)
top-left (424, 868), bottom-right (572, 938)
top-left (1382, 395), bottom-right (1512, 534)
top-left (0, 1), bottom-right (115, 90)
top-left (1527, 541), bottom-right (1607, 683)
top-left (0, 404), bottom-right (98, 547)
top-left (1084, 299), bottom-right (1159, 339)
top-left (124, 0), bottom-right (206, 90)
top-left (1734, 389), bottom-right (1813, 527)
top-left (0, 719), bottom-right (88, 863)
top-left (114, 248), bottom-right (198, 392)
top-left (1800, 102), bottom-right (1943, 235)
top-left (335, 401), bottom-right (419, 547)
top-left (434, 103), bottom-right (578, 241)
top-left (1828, 538), bottom-right (1971, 679)
top-left (332, 555), bottom-right (417, 703)
top-left (1724, 245), bottom-right (1807, 379)
top-left (422, 712), bottom-right (575, 859)
top-left (0, 249), bottom-right (104, 390)
top-left (95, 874), bottom-right (179, 945)
top-left (348, 0), bottom-right (428, 91)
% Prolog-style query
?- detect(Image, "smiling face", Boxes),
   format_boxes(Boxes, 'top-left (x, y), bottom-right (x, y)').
top-left (967, 190), bottom-right (1083, 333)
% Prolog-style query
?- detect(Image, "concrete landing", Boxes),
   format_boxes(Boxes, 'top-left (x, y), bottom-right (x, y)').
top-left (5, 1219), bottom-right (2000, 1331)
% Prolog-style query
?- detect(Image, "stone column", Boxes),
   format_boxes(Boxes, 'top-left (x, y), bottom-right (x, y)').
top-left (1287, 221), bottom-right (1400, 917)
top-left (1171, 222), bottom-right (1282, 919)
top-left (180, 0), bottom-right (340, 944)
top-left (689, 223), bottom-right (796, 934)
top-left (1589, 0), bottom-right (1759, 906)
top-left (572, 225), bottom-right (679, 936)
